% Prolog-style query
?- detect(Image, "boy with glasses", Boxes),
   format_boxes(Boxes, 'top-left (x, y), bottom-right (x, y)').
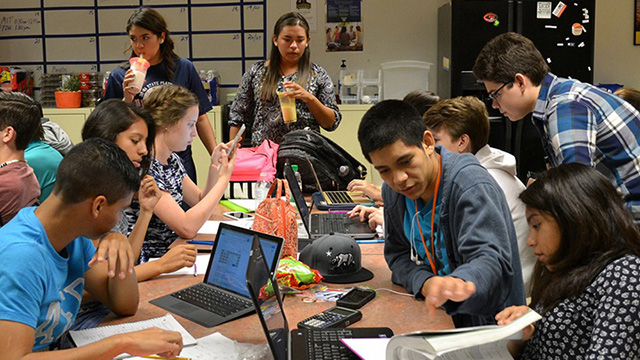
top-left (473, 32), bottom-right (640, 224)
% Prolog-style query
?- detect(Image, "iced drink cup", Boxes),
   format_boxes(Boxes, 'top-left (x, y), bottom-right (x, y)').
top-left (277, 91), bottom-right (297, 123)
top-left (128, 57), bottom-right (150, 93)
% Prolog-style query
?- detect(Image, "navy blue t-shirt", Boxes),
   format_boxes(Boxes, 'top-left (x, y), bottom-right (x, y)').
top-left (104, 57), bottom-right (212, 116)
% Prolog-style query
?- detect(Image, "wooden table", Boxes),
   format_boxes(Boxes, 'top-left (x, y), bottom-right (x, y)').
top-left (101, 203), bottom-right (454, 342)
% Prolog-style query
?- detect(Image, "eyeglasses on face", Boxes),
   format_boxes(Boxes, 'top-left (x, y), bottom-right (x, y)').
top-left (488, 82), bottom-right (512, 102)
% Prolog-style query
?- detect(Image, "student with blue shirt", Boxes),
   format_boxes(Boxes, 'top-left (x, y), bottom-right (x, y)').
top-left (473, 32), bottom-right (640, 224)
top-left (0, 139), bottom-right (184, 358)
top-left (104, 7), bottom-right (217, 184)
top-left (357, 100), bottom-right (525, 327)
top-left (25, 120), bottom-right (63, 202)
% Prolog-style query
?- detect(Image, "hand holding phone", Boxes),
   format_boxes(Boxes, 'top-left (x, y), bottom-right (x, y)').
top-left (229, 124), bottom-right (246, 157)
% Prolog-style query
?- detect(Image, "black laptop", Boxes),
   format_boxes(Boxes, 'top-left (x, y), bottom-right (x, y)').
top-left (305, 158), bottom-right (374, 208)
top-left (246, 236), bottom-right (393, 360)
top-left (150, 223), bottom-right (283, 327)
top-left (284, 163), bottom-right (376, 240)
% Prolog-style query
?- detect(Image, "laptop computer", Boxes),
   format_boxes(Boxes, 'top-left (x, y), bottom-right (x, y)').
top-left (284, 163), bottom-right (376, 240)
top-left (245, 236), bottom-right (393, 360)
top-left (150, 223), bottom-right (283, 327)
top-left (305, 158), bottom-right (374, 208)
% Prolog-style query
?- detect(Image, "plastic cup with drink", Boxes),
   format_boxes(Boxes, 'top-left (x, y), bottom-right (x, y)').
top-left (128, 56), bottom-right (150, 94)
top-left (277, 89), bottom-right (297, 123)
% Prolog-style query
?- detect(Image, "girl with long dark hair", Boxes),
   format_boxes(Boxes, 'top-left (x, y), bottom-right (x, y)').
top-left (228, 12), bottom-right (341, 146)
top-left (496, 163), bottom-right (640, 358)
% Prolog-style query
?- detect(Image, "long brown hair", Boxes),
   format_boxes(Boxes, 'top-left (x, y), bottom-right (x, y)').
top-left (126, 7), bottom-right (179, 80)
top-left (520, 163), bottom-right (640, 313)
top-left (260, 12), bottom-right (311, 101)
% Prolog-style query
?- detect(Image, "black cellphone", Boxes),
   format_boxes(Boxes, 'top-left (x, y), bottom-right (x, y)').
top-left (336, 287), bottom-right (376, 309)
top-left (297, 306), bottom-right (362, 329)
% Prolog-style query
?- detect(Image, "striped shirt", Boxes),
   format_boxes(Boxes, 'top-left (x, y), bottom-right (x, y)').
top-left (532, 73), bottom-right (640, 222)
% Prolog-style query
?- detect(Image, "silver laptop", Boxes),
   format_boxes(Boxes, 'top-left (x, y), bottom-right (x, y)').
top-left (305, 157), bottom-right (373, 207)
top-left (284, 163), bottom-right (376, 240)
top-left (150, 223), bottom-right (283, 327)
top-left (245, 236), bottom-right (393, 360)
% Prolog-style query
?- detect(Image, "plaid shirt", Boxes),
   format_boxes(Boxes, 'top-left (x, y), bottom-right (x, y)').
top-left (532, 73), bottom-right (640, 223)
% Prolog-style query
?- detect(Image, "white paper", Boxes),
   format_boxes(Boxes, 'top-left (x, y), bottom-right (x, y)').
top-left (197, 219), bottom-right (253, 234)
top-left (341, 338), bottom-right (390, 360)
top-left (129, 332), bottom-right (240, 360)
top-left (70, 314), bottom-right (197, 348)
top-left (150, 254), bottom-right (212, 277)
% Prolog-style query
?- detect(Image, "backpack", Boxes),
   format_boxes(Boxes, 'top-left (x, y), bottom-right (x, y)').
top-left (252, 179), bottom-right (298, 258)
top-left (276, 130), bottom-right (367, 192)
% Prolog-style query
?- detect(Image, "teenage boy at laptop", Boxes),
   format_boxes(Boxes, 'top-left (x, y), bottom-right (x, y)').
top-left (0, 139), bottom-right (183, 359)
top-left (358, 100), bottom-right (525, 327)
top-left (473, 32), bottom-right (640, 224)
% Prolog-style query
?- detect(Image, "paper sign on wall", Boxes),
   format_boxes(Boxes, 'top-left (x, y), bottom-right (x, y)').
top-left (537, 2), bottom-right (552, 19)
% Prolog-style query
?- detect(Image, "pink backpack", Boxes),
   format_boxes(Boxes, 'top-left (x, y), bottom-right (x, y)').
top-left (252, 179), bottom-right (298, 258)
top-left (230, 139), bottom-right (279, 182)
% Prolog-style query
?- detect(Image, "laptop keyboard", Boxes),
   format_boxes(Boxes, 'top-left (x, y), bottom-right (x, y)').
top-left (307, 329), bottom-right (359, 360)
top-left (171, 284), bottom-right (252, 317)
top-left (326, 191), bottom-right (353, 204)
top-left (318, 213), bottom-right (348, 233)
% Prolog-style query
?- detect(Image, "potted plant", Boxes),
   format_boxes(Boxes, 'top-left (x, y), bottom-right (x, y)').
top-left (54, 74), bottom-right (82, 108)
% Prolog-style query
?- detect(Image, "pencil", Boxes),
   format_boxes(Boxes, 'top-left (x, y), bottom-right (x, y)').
top-left (141, 355), bottom-right (191, 360)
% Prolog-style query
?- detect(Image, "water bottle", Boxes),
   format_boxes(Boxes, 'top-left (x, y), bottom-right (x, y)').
top-left (255, 172), bottom-right (271, 209)
top-left (291, 164), bottom-right (303, 191)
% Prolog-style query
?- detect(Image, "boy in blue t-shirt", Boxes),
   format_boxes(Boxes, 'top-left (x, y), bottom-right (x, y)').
top-left (0, 139), bottom-right (184, 358)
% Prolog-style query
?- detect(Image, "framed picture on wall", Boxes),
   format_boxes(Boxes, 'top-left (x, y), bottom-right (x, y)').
top-left (636, 0), bottom-right (640, 44)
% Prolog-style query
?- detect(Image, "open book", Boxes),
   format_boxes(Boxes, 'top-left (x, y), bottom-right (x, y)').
top-left (384, 309), bottom-right (541, 360)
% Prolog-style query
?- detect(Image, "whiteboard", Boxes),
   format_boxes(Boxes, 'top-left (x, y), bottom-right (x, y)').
top-left (0, 1), bottom-right (266, 103)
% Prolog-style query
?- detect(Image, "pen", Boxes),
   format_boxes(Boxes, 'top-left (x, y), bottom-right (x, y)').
top-left (186, 240), bottom-right (214, 246)
top-left (356, 239), bottom-right (385, 244)
top-left (141, 355), bottom-right (191, 360)
top-left (193, 262), bottom-right (197, 277)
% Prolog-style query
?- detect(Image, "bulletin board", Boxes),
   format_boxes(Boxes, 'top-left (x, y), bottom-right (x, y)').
top-left (0, 0), bottom-right (267, 98)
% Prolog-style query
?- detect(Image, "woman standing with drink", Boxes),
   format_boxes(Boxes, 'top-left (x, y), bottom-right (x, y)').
top-left (104, 7), bottom-right (217, 184)
top-left (228, 12), bottom-right (341, 146)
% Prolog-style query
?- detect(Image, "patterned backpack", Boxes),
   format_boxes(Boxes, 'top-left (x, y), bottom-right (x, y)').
top-left (252, 179), bottom-right (298, 257)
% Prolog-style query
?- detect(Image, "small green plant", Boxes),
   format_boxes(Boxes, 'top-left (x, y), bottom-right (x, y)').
top-left (58, 74), bottom-right (81, 92)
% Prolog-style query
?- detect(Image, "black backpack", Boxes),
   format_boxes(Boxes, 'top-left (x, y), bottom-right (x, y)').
top-left (276, 130), bottom-right (367, 192)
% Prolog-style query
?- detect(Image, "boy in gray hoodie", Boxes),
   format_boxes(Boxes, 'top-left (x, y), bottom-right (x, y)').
top-left (358, 100), bottom-right (525, 327)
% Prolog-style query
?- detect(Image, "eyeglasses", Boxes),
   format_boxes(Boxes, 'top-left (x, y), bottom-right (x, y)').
top-left (488, 82), bottom-right (512, 102)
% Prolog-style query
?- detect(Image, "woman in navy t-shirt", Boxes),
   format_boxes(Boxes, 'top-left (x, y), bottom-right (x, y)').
top-left (104, 7), bottom-right (217, 184)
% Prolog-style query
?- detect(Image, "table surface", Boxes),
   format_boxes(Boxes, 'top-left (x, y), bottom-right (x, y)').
top-left (101, 206), bottom-right (454, 343)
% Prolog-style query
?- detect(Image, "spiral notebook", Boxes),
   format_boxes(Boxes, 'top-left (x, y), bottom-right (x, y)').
top-left (69, 313), bottom-right (197, 348)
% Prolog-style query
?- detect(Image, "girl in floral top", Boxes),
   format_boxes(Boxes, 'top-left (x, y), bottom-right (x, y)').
top-left (127, 84), bottom-right (236, 262)
top-left (228, 12), bottom-right (341, 146)
top-left (496, 163), bottom-right (640, 359)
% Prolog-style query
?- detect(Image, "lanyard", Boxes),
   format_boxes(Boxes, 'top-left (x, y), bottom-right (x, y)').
top-left (414, 154), bottom-right (442, 275)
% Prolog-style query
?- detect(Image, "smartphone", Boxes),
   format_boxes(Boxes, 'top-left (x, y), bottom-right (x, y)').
top-left (229, 124), bottom-right (246, 156)
top-left (336, 287), bottom-right (376, 309)
top-left (223, 211), bottom-right (254, 220)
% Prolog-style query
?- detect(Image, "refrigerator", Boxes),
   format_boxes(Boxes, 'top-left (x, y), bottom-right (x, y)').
top-left (437, 0), bottom-right (595, 182)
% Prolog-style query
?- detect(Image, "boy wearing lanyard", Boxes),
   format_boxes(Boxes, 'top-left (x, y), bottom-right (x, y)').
top-left (358, 100), bottom-right (525, 328)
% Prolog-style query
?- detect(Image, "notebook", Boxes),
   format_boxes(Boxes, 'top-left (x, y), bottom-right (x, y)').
top-left (150, 223), bottom-right (283, 328)
top-left (245, 235), bottom-right (393, 360)
top-left (284, 163), bottom-right (376, 240)
top-left (305, 157), bottom-right (374, 208)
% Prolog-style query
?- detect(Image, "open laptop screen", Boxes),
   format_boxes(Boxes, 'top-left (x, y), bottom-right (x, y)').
top-left (246, 236), bottom-right (289, 360)
top-left (206, 224), bottom-right (281, 298)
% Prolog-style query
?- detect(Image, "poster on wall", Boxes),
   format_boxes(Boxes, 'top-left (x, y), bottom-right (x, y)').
top-left (292, 0), bottom-right (317, 32)
top-left (635, 0), bottom-right (640, 45)
top-left (325, 0), bottom-right (362, 52)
